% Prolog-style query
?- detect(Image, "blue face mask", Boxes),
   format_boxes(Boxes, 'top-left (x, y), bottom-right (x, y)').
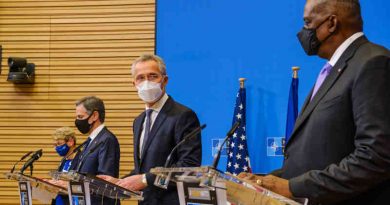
top-left (55, 143), bottom-right (70, 156)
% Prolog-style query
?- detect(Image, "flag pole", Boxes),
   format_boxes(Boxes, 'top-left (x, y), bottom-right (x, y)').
top-left (285, 66), bottom-right (300, 144)
top-left (292, 66), bottom-right (300, 79)
top-left (239, 78), bottom-right (246, 88)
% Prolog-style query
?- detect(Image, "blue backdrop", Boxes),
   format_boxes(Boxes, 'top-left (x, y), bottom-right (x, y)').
top-left (156, 0), bottom-right (390, 173)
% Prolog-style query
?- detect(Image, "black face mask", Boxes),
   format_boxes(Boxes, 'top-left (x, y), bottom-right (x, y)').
top-left (75, 113), bottom-right (94, 134)
top-left (297, 17), bottom-right (331, 56)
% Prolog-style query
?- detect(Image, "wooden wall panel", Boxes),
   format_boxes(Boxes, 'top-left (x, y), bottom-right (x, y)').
top-left (0, 0), bottom-right (154, 204)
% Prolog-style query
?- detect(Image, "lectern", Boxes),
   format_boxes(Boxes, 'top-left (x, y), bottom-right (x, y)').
top-left (50, 171), bottom-right (143, 205)
top-left (150, 166), bottom-right (308, 205)
top-left (5, 172), bottom-right (68, 205)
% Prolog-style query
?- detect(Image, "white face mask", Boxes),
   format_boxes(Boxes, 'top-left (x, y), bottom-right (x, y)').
top-left (136, 81), bottom-right (163, 103)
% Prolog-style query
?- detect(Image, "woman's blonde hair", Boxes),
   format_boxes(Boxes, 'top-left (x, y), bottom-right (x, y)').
top-left (53, 127), bottom-right (76, 143)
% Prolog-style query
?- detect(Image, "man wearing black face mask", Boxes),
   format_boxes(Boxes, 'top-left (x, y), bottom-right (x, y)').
top-left (70, 96), bottom-right (120, 205)
top-left (239, 0), bottom-right (390, 205)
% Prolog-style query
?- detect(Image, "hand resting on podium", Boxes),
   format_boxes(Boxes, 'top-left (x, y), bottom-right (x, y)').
top-left (97, 174), bottom-right (147, 191)
top-left (41, 178), bottom-right (68, 189)
top-left (238, 172), bottom-right (293, 199)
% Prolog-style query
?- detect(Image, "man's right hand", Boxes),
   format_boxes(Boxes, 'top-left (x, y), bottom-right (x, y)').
top-left (238, 172), bottom-right (258, 181)
top-left (43, 179), bottom-right (68, 188)
top-left (97, 175), bottom-right (120, 184)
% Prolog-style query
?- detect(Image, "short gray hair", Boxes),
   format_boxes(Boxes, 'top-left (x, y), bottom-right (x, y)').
top-left (314, 0), bottom-right (363, 30)
top-left (131, 54), bottom-right (167, 76)
top-left (75, 96), bottom-right (105, 123)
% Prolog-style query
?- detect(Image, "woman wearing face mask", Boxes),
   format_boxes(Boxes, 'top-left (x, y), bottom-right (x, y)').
top-left (51, 126), bottom-right (77, 205)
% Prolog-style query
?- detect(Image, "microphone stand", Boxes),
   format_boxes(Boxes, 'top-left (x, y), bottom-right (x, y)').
top-left (20, 149), bottom-right (43, 175)
top-left (211, 121), bottom-right (240, 169)
top-left (164, 124), bottom-right (206, 168)
top-left (155, 124), bottom-right (206, 189)
top-left (58, 139), bottom-right (89, 172)
top-left (76, 141), bottom-right (104, 173)
top-left (10, 151), bottom-right (32, 173)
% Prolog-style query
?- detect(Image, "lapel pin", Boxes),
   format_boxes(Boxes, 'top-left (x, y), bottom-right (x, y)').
top-left (338, 68), bottom-right (342, 72)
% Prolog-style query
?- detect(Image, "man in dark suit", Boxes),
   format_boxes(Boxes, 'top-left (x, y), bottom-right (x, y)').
top-left (240, 1), bottom-right (390, 205)
top-left (71, 96), bottom-right (121, 205)
top-left (100, 54), bottom-right (202, 205)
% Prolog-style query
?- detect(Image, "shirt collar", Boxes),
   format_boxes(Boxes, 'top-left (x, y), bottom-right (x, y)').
top-left (328, 32), bottom-right (364, 67)
top-left (89, 124), bottom-right (105, 142)
top-left (145, 93), bottom-right (169, 112)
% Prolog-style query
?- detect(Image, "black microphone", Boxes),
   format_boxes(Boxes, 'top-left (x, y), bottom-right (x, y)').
top-left (10, 151), bottom-right (33, 173)
top-left (164, 124), bottom-right (206, 168)
top-left (76, 140), bottom-right (104, 173)
top-left (57, 139), bottom-right (91, 171)
top-left (20, 149), bottom-right (43, 174)
top-left (72, 138), bottom-right (91, 155)
top-left (211, 121), bottom-right (240, 169)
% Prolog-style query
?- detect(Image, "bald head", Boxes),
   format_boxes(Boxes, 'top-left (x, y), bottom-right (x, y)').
top-left (310, 0), bottom-right (363, 31)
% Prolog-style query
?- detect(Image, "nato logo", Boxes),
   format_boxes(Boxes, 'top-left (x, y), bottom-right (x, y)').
top-left (267, 137), bottom-right (285, 156)
top-left (212, 138), bottom-right (227, 157)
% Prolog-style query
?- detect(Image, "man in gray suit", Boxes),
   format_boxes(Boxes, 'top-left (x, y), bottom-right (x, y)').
top-left (240, 1), bottom-right (390, 204)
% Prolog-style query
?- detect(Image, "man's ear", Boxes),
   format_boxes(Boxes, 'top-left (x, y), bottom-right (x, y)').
top-left (90, 111), bottom-right (99, 123)
top-left (328, 15), bottom-right (338, 33)
top-left (163, 75), bottom-right (169, 86)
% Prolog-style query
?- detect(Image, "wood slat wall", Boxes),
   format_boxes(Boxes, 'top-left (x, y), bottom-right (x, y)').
top-left (0, 0), bottom-right (155, 204)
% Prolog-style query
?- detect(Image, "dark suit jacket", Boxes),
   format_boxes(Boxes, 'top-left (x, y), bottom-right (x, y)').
top-left (279, 36), bottom-right (390, 205)
top-left (131, 96), bottom-right (202, 205)
top-left (70, 127), bottom-right (120, 205)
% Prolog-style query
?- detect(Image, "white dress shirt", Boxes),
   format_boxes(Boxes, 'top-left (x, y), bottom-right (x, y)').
top-left (89, 124), bottom-right (105, 144)
top-left (328, 32), bottom-right (364, 66)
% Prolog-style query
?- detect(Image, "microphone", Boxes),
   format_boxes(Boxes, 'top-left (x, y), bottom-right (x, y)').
top-left (211, 121), bottom-right (240, 169)
top-left (58, 139), bottom-right (90, 171)
top-left (10, 151), bottom-right (33, 173)
top-left (164, 124), bottom-right (206, 167)
top-left (72, 138), bottom-right (91, 155)
top-left (20, 149), bottom-right (43, 174)
top-left (76, 140), bottom-right (104, 173)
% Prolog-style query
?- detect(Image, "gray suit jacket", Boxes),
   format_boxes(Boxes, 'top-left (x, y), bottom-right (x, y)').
top-left (280, 36), bottom-right (390, 205)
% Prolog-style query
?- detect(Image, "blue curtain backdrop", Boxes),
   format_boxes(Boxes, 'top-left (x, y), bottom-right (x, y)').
top-left (156, 0), bottom-right (390, 173)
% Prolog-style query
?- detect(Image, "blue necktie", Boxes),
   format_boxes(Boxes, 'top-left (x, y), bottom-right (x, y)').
top-left (141, 109), bottom-right (153, 155)
top-left (83, 137), bottom-right (92, 151)
top-left (76, 137), bottom-right (92, 171)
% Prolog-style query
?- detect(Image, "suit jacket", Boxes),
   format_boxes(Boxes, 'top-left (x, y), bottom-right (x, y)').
top-left (131, 96), bottom-right (202, 205)
top-left (70, 127), bottom-right (120, 205)
top-left (279, 36), bottom-right (390, 205)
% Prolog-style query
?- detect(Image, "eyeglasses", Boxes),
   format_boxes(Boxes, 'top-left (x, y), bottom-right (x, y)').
top-left (134, 73), bottom-right (164, 84)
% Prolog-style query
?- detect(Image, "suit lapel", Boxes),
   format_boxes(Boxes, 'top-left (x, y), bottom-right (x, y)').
top-left (287, 36), bottom-right (368, 147)
top-left (134, 112), bottom-right (145, 164)
top-left (140, 97), bottom-right (174, 164)
top-left (299, 87), bottom-right (314, 117)
top-left (77, 127), bottom-right (106, 171)
top-left (86, 127), bottom-right (106, 152)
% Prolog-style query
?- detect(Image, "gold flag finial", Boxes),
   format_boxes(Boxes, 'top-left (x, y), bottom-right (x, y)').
top-left (239, 78), bottom-right (246, 88)
top-left (292, 66), bottom-right (300, 79)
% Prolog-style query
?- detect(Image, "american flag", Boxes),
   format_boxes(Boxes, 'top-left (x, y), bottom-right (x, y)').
top-left (226, 87), bottom-right (251, 175)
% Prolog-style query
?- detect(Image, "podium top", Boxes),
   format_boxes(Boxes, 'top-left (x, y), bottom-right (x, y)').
top-left (49, 170), bottom-right (143, 200)
top-left (5, 172), bottom-right (68, 195)
top-left (150, 166), bottom-right (307, 205)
